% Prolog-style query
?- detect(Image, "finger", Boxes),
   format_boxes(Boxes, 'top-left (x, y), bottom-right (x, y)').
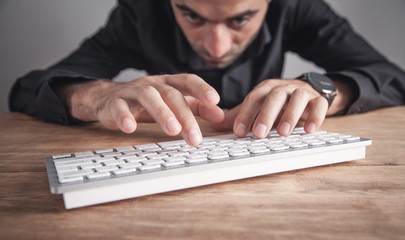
top-left (233, 89), bottom-right (269, 137)
top-left (210, 105), bottom-right (241, 131)
top-left (152, 85), bottom-right (202, 146)
top-left (251, 88), bottom-right (289, 138)
top-left (134, 85), bottom-right (182, 137)
top-left (185, 96), bottom-right (225, 123)
top-left (304, 96), bottom-right (328, 133)
top-left (163, 74), bottom-right (220, 105)
top-left (109, 98), bottom-right (137, 133)
top-left (277, 88), bottom-right (310, 136)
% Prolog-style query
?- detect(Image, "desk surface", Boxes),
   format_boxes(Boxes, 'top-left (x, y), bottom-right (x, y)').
top-left (1, 107), bottom-right (404, 239)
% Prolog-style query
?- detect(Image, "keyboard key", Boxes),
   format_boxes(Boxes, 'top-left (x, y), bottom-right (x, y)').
top-left (229, 150), bottom-right (250, 157)
top-left (249, 147), bottom-right (271, 154)
top-left (118, 162), bottom-right (142, 169)
top-left (148, 154), bottom-right (169, 160)
top-left (162, 160), bottom-right (185, 168)
top-left (269, 145), bottom-right (290, 151)
top-left (113, 168), bottom-right (137, 175)
top-left (141, 159), bottom-right (165, 165)
top-left (117, 155), bottom-right (145, 162)
top-left (208, 151), bottom-right (229, 160)
top-left (115, 146), bottom-right (135, 151)
top-left (327, 138), bottom-right (344, 144)
top-left (86, 172), bottom-right (111, 180)
top-left (344, 136), bottom-right (361, 141)
top-left (52, 153), bottom-right (72, 159)
top-left (74, 151), bottom-right (94, 157)
top-left (135, 143), bottom-right (161, 151)
top-left (59, 169), bottom-right (93, 177)
top-left (95, 148), bottom-right (114, 154)
top-left (58, 175), bottom-right (83, 183)
top-left (95, 166), bottom-right (118, 173)
top-left (79, 162), bottom-right (102, 170)
top-left (137, 164), bottom-right (161, 171)
top-left (55, 167), bottom-right (80, 174)
top-left (185, 157), bottom-right (207, 164)
top-left (288, 143), bottom-right (308, 148)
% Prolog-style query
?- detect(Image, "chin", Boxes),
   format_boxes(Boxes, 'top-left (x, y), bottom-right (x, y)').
top-left (206, 60), bottom-right (234, 69)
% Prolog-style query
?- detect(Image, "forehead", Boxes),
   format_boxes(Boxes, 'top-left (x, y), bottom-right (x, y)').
top-left (171, 0), bottom-right (266, 21)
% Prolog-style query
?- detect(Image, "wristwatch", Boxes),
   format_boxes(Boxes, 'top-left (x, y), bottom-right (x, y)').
top-left (298, 72), bottom-right (338, 107)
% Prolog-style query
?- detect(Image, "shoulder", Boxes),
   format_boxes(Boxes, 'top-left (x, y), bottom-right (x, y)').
top-left (116, 0), bottom-right (172, 23)
top-left (268, 0), bottom-right (332, 16)
top-left (267, 0), bottom-right (341, 30)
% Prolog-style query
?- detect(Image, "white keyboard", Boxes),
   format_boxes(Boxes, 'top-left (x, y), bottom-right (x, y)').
top-left (45, 127), bottom-right (371, 209)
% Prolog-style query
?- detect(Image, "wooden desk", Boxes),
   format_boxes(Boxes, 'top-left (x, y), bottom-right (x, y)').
top-left (1, 107), bottom-right (404, 239)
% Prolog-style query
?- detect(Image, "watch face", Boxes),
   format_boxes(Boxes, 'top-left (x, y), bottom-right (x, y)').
top-left (307, 72), bottom-right (336, 94)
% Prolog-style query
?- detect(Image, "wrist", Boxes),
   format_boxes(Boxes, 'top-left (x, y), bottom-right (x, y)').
top-left (298, 72), bottom-right (337, 108)
top-left (327, 75), bottom-right (359, 115)
top-left (56, 79), bottom-right (114, 122)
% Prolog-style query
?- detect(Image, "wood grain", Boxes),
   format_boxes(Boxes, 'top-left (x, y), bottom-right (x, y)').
top-left (0, 107), bottom-right (404, 240)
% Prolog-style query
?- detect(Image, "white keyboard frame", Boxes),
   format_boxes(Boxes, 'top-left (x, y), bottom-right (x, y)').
top-left (46, 133), bottom-right (371, 209)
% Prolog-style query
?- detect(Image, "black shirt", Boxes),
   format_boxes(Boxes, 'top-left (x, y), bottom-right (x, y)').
top-left (9, 0), bottom-right (405, 125)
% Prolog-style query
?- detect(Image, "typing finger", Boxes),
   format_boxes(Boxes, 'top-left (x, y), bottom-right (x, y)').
top-left (232, 85), bottom-right (271, 137)
top-left (210, 105), bottom-right (241, 131)
top-left (163, 74), bottom-right (220, 106)
top-left (185, 96), bottom-right (225, 123)
top-left (303, 96), bottom-right (328, 133)
top-left (107, 98), bottom-right (137, 133)
top-left (134, 85), bottom-right (183, 137)
top-left (276, 88), bottom-right (311, 136)
top-left (251, 88), bottom-right (289, 138)
top-left (152, 84), bottom-right (202, 146)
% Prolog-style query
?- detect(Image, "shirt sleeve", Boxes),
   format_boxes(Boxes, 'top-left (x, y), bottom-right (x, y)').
top-left (9, 0), bottom-right (147, 124)
top-left (283, 0), bottom-right (405, 114)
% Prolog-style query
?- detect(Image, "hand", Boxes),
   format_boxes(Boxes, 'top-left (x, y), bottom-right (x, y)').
top-left (211, 79), bottom-right (329, 138)
top-left (59, 74), bottom-right (225, 146)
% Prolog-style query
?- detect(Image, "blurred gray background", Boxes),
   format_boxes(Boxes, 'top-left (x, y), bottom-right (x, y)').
top-left (1, 0), bottom-right (404, 112)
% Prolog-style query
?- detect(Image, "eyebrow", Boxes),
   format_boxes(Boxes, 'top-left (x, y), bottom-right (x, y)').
top-left (175, 4), bottom-right (259, 22)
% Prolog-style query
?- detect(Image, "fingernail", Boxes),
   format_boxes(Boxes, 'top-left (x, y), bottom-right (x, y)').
top-left (278, 122), bottom-right (291, 136)
top-left (122, 117), bottom-right (135, 133)
top-left (254, 123), bottom-right (267, 138)
top-left (235, 123), bottom-right (247, 136)
top-left (206, 91), bottom-right (219, 103)
top-left (166, 117), bottom-right (181, 133)
top-left (306, 122), bottom-right (317, 133)
top-left (188, 129), bottom-right (201, 146)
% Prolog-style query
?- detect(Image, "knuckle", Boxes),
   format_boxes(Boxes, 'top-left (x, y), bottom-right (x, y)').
top-left (177, 114), bottom-right (195, 128)
top-left (161, 87), bottom-right (181, 99)
top-left (312, 96), bottom-right (328, 107)
top-left (178, 73), bottom-right (201, 82)
top-left (259, 79), bottom-right (279, 87)
top-left (155, 104), bottom-right (169, 116)
top-left (292, 88), bottom-right (309, 98)
top-left (138, 75), bottom-right (156, 84)
top-left (137, 85), bottom-right (157, 95)
top-left (256, 112), bottom-right (273, 125)
top-left (270, 87), bottom-right (287, 97)
top-left (110, 97), bottom-right (123, 106)
top-left (245, 91), bottom-right (262, 102)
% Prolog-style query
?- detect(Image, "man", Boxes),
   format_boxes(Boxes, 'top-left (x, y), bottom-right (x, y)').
top-left (9, 0), bottom-right (405, 146)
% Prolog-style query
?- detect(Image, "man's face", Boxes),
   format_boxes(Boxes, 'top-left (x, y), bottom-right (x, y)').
top-left (171, 0), bottom-right (269, 69)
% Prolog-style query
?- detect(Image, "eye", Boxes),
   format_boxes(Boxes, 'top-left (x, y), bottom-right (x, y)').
top-left (183, 12), bottom-right (205, 26)
top-left (227, 16), bottom-right (249, 29)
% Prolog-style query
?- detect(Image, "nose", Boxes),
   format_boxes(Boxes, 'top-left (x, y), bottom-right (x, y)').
top-left (203, 23), bottom-right (232, 59)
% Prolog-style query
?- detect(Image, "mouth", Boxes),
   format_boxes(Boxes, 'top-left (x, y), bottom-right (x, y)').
top-left (204, 56), bottom-right (234, 68)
